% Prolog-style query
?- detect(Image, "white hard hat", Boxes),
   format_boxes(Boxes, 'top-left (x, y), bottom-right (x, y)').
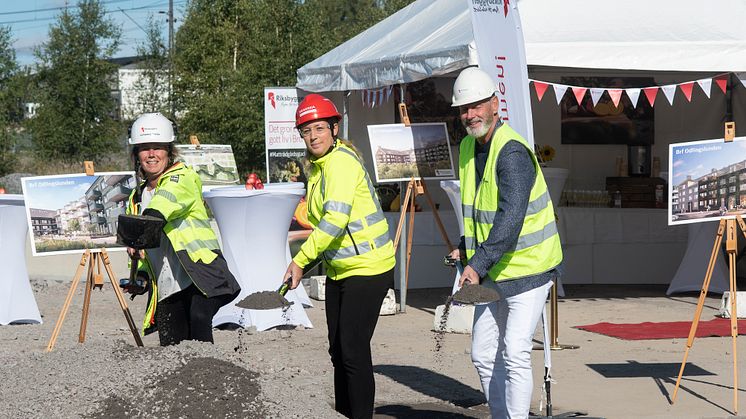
top-left (451, 67), bottom-right (496, 107)
top-left (128, 113), bottom-right (175, 145)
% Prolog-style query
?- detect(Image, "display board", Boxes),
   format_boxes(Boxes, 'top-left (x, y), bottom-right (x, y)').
top-left (367, 122), bottom-right (455, 183)
top-left (175, 144), bottom-right (240, 186)
top-left (21, 172), bottom-right (136, 255)
top-left (264, 87), bottom-right (306, 183)
top-left (669, 136), bottom-right (746, 225)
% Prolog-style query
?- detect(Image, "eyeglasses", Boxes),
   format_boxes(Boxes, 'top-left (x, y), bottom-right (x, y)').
top-left (299, 124), bottom-right (330, 139)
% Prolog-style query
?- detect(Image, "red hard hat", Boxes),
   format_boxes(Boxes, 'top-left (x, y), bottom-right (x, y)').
top-left (295, 94), bottom-right (341, 127)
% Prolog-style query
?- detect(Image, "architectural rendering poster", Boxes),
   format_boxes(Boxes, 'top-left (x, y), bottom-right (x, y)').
top-left (367, 123), bottom-right (455, 183)
top-left (669, 136), bottom-right (746, 226)
top-left (264, 87), bottom-right (307, 183)
top-left (176, 144), bottom-right (240, 186)
top-left (21, 172), bottom-right (136, 256)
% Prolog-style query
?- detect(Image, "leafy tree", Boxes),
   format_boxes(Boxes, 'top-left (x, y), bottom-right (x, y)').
top-left (28, 0), bottom-right (123, 162)
top-left (124, 16), bottom-right (170, 120)
top-left (173, 0), bottom-right (414, 175)
top-left (0, 26), bottom-right (20, 175)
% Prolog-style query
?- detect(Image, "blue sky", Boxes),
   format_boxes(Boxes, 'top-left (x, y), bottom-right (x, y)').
top-left (22, 174), bottom-right (95, 210)
top-left (671, 137), bottom-right (746, 187)
top-left (0, 0), bottom-right (186, 67)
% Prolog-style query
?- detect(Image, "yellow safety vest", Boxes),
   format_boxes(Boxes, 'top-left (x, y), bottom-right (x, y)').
top-left (126, 162), bottom-right (224, 334)
top-left (293, 141), bottom-right (396, 280)
top-left (459, 124), bottom-right (562, 281)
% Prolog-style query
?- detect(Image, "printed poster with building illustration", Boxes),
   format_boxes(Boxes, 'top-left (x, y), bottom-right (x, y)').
top-left (175, 144), bottom-right (240, 186)
top-left (669, 135), bottom-right (746, 226)
top-left (367, 123), bottom-right (455, 183)
top-left (21, 172), bottom-right (136, 255)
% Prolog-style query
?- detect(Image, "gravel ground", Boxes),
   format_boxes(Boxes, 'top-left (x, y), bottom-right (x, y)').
top-left (3, 279), bottom-right (744, 419)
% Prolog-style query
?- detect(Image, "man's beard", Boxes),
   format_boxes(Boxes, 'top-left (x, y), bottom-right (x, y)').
top-left (464, 114), bottom-right (493, 138)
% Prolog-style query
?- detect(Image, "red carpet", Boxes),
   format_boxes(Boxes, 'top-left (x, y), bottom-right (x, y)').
top-left (575, 318), bottom-right (746, 340)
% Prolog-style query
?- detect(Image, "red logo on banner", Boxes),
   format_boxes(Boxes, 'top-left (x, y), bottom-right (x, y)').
top-left (268, 92), bottom-right (276, 109)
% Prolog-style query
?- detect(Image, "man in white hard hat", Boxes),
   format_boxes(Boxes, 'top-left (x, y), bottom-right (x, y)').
top-left (448, 67), bottom-right (563, 418)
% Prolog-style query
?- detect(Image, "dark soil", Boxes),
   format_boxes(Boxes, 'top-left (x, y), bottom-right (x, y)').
top-left (452, 283), bottom-right (500, 305)
top-left (88, 356), bottom-right (266, 418)
top-left (236, 291), bottom-right (293, 310)
top-left (433, 296), bottom-right (453, 354)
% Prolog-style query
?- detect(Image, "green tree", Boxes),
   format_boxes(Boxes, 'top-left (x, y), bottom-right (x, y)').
top-left (0, 26), bottom-right (20, 175)
top-left (125, 16), bottom-right (170, 120)
top-left (28, 0), bottom-right (123, 162)
top-left (173, 0), bottom-right (414, 175)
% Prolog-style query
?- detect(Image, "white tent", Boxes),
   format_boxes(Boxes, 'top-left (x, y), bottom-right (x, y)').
top-left (297, 0), bottom-right (746, 92)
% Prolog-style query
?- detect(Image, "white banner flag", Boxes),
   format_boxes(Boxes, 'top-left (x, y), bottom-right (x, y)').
top-left (661, 84), bottom-right (677, 105)
top-left (696, 78), bottom-right (713, 99)
top-left (626, 88), bottom-right (641, 108)
top-left (590, 88), bottom-right (605, 107)
top-left (738, 72), bottom-right (746, 88)
top-left (468, 0), bottom-right (534, 147)
top-left (553, 84), bottom-right (568, 105)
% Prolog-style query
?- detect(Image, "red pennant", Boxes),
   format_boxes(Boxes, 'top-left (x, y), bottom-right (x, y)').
top-left (714, 74), bottom-right (728, 94)
top-left (533, 81), bottom-right (549, 101)
top-left (643, 87), bottom-right (658, 107)
top-left (608, 89), bottom-right (623, 108)
top-left (572, 87), bottom-right (587, 105)
top-left (679, 82), bottom-right (694, 102)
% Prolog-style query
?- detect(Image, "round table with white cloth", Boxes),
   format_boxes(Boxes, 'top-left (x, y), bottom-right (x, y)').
top-left (0, 194), bottom-right (42, 325)
top-left (203, 183), bottom-right (313, 331)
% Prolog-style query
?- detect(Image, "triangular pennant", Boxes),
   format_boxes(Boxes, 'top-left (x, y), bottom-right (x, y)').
top-left (608, 89), bottom-right (623, 108)
top-left (626, 88), bottom-right (641, 108)
top-left (714, 74), bottom-right (728, 94)
top-left (661, 84), bottom-right (677, 105)
top-left (697, 78), bottom-right (712, 99)
top-left (643, 87), bottom-right (658, 107)
top-left (571, 87), bottom-right (587, 105)
top-left (533, 81), bottom-right (549, 102)
top-left (738, 72), bottom-right (746, 88)
top-left (589, 88), bottom-right (605, 107)
top-left (553, 84), bottom-right (568, 105)
top-left (679, 82), bottom-right (694, 102)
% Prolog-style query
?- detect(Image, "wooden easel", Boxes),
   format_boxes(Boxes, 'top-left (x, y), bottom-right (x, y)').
top-left (46, 162), bottom-right (143, 352)
top-left (672, 122), bottom-right (740, 414)
top-left (391, 102), bottom-right (454, 292)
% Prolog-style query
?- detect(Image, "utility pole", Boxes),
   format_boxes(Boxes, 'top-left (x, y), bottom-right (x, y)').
top-left (168, 0), bottom-right (174, 118)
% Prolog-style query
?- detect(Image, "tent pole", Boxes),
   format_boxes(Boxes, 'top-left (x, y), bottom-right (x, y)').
top-left (342, 90), bottom-right (350, 140)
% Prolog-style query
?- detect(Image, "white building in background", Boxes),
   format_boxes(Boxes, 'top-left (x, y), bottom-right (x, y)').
top-left (59, 197), bottom-right (90, 235)
top-left (113, 57), bottom-right (170, 121)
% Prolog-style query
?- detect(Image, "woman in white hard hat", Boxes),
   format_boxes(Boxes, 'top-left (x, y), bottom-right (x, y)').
top-left (124, 112), bottom-right (241, 346)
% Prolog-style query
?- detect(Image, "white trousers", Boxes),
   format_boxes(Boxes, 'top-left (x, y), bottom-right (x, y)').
top-left (471, 280), bottom-right (552, 419)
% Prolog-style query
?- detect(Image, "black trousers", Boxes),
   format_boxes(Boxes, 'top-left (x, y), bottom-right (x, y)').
top-left (325, 269), bottom-right (394, 419)
top-left (155, 284), bottom-right (236, 346)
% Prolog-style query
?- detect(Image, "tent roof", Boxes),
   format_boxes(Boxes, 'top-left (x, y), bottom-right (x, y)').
top-left (297, 0), bottom-right (746, 92)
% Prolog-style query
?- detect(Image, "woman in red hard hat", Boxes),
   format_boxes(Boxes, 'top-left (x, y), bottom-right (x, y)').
top-left (284, 94), bottom-right (396, 419)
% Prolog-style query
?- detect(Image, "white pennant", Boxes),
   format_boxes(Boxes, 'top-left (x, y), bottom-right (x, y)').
top-left (738, 72), bottom-right (746, 88)
top-left (553, 84), bottom-right (568, 105)
top-left (697, 78), bottom-right (712, 99)
top-left (661, 84), bottom-right (677, 105)
top-left (626, 88), bottom-right (641, 108)
top-left (590, 88), bottom-right (605, 107)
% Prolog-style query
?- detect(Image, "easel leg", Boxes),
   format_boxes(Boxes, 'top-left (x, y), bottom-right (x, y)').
top-left (100, 249), bottom-right (144, 347)
top-left (672, 219), bottom-right (726, 403)
top-left (393, 179), bottom-right (414, 249)
top-left (404, 184), bottom-right (416, 290)
top-left (729, 250), bottom-right (738, 414)
top-left (46, 250), bottom-right (90, 352)
top-left (78, 252), bottom-right (95, 343)
top-left (419, 180), bottom-right (453, 251)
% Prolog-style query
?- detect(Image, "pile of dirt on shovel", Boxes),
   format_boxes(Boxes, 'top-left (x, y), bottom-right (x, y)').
top-left (452, 283), bottom-right (500, 305)
top-left (236, 291), bottom-right (292, 310)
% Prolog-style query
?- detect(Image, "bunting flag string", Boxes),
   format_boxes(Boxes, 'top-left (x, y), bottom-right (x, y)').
top-left (362, 86), bottom-right (393, 108)
top-left (529, 72), bottom-right (746, 109)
